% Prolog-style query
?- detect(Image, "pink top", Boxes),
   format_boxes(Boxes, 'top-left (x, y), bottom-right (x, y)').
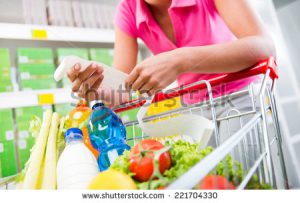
top-left (115, 0), bottom-right (257, 104)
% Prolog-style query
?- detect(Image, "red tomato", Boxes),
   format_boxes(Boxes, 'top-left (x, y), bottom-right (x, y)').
top-left (197, 175), bottom-right (236, 190)
top-left (129, 139), bottom-right (172, 182)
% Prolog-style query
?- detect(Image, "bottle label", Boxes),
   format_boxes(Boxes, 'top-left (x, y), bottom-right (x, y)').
top-left (107, 149), bottom-right (119, 165)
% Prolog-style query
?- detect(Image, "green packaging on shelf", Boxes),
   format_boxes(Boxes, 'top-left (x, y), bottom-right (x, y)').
top-left (0, 124), bottom-right (14, 142)
top-left (62, 77), bottom-right (71, 88)
top-left (20, 79), bottom-right (57, 90)
top-left (16, 106), bottom-right (51, 131)
top-left (18, 64), bottom-right (55, 76)
top-left (0, 108), bottom-right (13, 119)
top-left (57, 48), bottom-right (89, 63)
top-left (16, 106), bottom-right (44, 120)
top-left (17, 48), bottom-right (54, 65)
top-left (0, 85), bottom-right (13, 92)
top-left (0, 141), bottom-right (18, 177)
top-left (19, 74), bottom-right (53, 81)
top-left (0, 78), bottom-right (12, 85)
top-left (0, 49), bottom-right (13, 92)
top-left (89, 48), bottom-right (114, 66)
top-left (0, 69), bottom-right (11, 79)
top-left (0, 48), bottom-right (11, 68)
top-left (17, 138), bottom-right (35, 170)
top-left (55, 103), bottom-right (73, 116)
top-left (0, 160), bottom-right (2, 178)
top-left (0, 109), bottom-right (14, 142)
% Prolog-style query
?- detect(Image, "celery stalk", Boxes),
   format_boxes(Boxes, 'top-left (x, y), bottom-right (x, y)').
top-left (41, 112), bottom-right (60, 189)
top-left (22, 110), bottom-right (52, 189)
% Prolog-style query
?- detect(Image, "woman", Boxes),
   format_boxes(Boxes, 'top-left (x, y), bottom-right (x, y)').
top-left (68, 0), bottom-right (275, 107)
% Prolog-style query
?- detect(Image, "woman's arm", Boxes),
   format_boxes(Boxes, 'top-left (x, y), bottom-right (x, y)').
top-left (126, 0), bottom-right (276, 94)
top-left (177, 0), bottom-right (276, 73)
top-left (113, 27), bottom-right (139, 73)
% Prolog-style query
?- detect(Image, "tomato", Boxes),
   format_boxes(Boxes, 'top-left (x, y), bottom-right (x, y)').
top-left (129, 139), bottom-right (172, 182)
top-left (197, 175), bottom-right (236, 190)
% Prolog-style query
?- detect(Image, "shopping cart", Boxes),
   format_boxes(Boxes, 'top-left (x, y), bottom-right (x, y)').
top-left (113, 57), bottom-right (289, 189)
top-left (0, 57), bottom-right (288, 190)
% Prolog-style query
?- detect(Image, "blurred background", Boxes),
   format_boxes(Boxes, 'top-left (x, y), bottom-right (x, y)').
top-left (0, 0), bottom-right (299, 188)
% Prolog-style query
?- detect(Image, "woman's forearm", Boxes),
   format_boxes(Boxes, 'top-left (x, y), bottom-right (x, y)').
top-left (176, 36), bottom-right (276, 74)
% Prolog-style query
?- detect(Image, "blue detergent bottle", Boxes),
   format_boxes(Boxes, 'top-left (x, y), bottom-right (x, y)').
top-left (88, 100), bottom-right (130, 171)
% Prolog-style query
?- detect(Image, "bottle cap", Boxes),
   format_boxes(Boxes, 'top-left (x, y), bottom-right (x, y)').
top-left (89, 100), bottom-right (104, 108)
top-left (77, 99), bottom-right (88, 107)
top-left (64, 128), bottom-right (83, 139)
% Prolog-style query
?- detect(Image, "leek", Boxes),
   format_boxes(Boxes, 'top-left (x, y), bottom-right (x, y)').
top-left (22, 110), bottom-right (52, 189)
top-left (41, 112), bottom-right (60, 189)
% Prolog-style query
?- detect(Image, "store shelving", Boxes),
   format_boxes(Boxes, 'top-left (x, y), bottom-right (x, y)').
top-left (0, 88), bottom-right (75, 109)
top-left (0, 23), bottom-right (115, 43)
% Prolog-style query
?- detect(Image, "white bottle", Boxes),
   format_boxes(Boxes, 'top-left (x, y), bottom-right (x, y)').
top-left (57, 128), bottom-right (99, 189)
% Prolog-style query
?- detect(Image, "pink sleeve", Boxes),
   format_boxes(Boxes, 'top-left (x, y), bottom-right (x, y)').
top-left (114, 0), bottom-right (138, 38)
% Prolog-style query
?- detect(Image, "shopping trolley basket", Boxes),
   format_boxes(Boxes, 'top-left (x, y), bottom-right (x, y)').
top-left (113, 57), bottom-right (288, 189)
top-left (0, 57), bottom-right (288, 190)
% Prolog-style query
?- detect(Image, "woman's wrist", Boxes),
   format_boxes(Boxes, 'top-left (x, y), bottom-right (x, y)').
top-left (172, 48), bottom-right (191, 74)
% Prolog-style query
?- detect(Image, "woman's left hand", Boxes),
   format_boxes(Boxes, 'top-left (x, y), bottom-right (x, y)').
top-left (125, 50), bottom-right (183, 95)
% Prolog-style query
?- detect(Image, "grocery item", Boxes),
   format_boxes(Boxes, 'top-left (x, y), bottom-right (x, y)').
top-left (56, 48), bottom-right (89, 64)
top-left (89, 48), bottom-right (114, 66)
top-left (17, 48), bottom-right (56, 90)
top-left (54, 55), bottom-right (128, 91)
top-left (15, 106), bottom-right (52, 170)
top-left (42, 113), bottom-right (60, 189)
top-left (68, 100), bottom-right (98, 157)
top-left (197, 175), bottom-right (236, 190)
top-left (0, 109), bottom-right (14, 142)
top-left (22, 110), bottom-right (53, 189)
top-left (88, 169), bottom-right (137, 190)
top-left (129, 139), bottom-right (172, 182)
top-left (88, 100), bottom-right (130, 171)
top-left (57, 128), bottom-right (99, 189)
top-left (111, 140), bottom-right (269, 190)
top-left (0, 48), bottom-right (13, 92)
top-left (17, 138), bottom-right (35, 170)
top-left (0, 141), bottom-right (18, 177)
top-left (147, 97), bottom-right (181, 116)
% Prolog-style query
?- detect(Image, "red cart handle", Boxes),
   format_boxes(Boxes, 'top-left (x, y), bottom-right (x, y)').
top-left (114, 57), bottom-right (278, 113)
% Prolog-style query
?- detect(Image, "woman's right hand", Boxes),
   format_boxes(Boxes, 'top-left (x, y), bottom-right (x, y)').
top-left (67, 63), bottom-right (130, 106)
top-left (67, 63), bottom-right (104, 100)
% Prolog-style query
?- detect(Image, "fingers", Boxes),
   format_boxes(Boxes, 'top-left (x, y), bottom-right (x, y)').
top-left (78, 74), bottom-right (104, 100)
top-left (139, 77), bottom-right (160, 94)
top-left (125, 68), bottom-right (139, 90)
top-left (67, 63), bottom-right (81, 82)
top-left (78, 63), bottom-right (102, 82)
top-left (71, 63), bottom-right (103, 92)
top-left (131, 75), bottom-right (147, 91)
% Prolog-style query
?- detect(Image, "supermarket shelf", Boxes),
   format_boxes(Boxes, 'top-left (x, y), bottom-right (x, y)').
top-left (0, 23), bottom-right (115, 43)
top-left (0, 88), bottom-right (75, 109)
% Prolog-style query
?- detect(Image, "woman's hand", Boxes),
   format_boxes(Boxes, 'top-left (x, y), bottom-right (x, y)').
top-left (125, 50), bottom-right (183, 95)
top-left (67, 63), bottom-right (104, 100)
top-left (67, 63), bottom-right (130, 106)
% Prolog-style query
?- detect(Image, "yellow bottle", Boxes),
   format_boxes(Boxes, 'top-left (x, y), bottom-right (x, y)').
top-left (68, 99), bottom-right (99, 158)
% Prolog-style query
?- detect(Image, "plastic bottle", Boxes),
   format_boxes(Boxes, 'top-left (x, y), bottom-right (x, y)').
top-left (68, 99), bottom-right (99, 158)
top-left (88, 100), bottom-right (130, 171)
top-left (57, 128), bottom-right (99, 189)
